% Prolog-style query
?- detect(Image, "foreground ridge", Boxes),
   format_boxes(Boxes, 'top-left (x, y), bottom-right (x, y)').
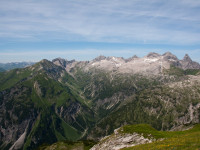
top-left (91, 124), bottom-right (200, 150)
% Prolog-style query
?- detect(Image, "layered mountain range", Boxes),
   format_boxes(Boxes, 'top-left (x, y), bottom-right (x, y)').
top-left (0, 62), bottom-right (35, 71)
top-left (53, 52), bottom-right (200, 75)
top-left (0, 52), bottom-right (200, 150)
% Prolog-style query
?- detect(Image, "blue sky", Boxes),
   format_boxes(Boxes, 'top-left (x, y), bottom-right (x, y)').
top-left (0, 0), bottom-right (200, 62)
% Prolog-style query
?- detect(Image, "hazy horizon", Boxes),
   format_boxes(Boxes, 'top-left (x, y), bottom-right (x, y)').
top-left (0, 51), bottom-right (198, 64)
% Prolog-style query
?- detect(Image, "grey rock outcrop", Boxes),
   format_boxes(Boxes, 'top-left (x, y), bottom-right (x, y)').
top-left (147, 52), bottom-right (161, 58)
top-left (93, 55), bottom-right (107, 62)
top-left (90, 128), bottom-right (154, 150)
top-left (180, 54), bottom-right (200, 70)
top-left (52, 58), bottom-right (67, 68)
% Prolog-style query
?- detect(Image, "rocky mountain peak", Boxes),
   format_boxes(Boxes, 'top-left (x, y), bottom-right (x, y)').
top-left (180, 54), bottom-right (200, 70)
top-left (33, 59), bottom-right (63, 72)
top-left (39, 59), bottom-right (54, 67)
top-left (106, 56), bottom-right (125, 62)
top-left (40, 59), bottom-right (50, 63)
top-left (126, 55), bottom-right (138, 62)
top-left (132, 55), bottom-right (138, 58)
top-left (30, 59), bottom-right (57, 72)
top-left (163, 52), bottom-right (173, 56)
top-left (52, 57), bottom-right (66, 61)
top-left (52, 58), bottom-right (76, 69)
top-left (146, 52), bottom-right (161, 58)
top-left (162, 52), bottom-right (178, 61)
top-left (52, 57), bottom-right (66, 62)
top-left (183, 54), bottom-right (192, 62)
top-left (93, 55), bottom-right (106, 62)
top-left (52, 58), bottom-right (67, 67)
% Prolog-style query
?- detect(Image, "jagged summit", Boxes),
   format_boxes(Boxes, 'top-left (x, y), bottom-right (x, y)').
top-left (51, 52), bottom-right (200, 75)
top-left (147, 52), bottom-right (161, 58)
top-left (163, 51), bottom-right (174, 56)
top-left (52, 58), bottom-right (76, 70)
top-left (106, 56), bottom-right (125, 62)
top-left (52, 58), bottom-right (67, 67)
top-left (35, 59), bottom-right (55, 68)
top-left (93, 55), bottom-right (107, 61)
top-left (180, 54), bottom-right (200, 70)
top-left (183, 54), bottom-right (192, 62)
top-left (33, 59), bottom-right (63, 71)
top-left (52, 57), bottom-right (67, 62)
top-left (162, 52), bottom-right (178, 61)
top-left (126, 55), bottom-right (139, 62)
top-left (40, 59), bottom-right (50, 63)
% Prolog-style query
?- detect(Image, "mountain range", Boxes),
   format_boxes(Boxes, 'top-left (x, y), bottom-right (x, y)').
top-left (0, 62), bottom-right (35, 72)
top-left (0, 52), bottom-right (200, 150)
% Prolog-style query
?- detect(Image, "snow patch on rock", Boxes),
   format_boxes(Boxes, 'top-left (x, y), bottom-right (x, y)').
top-left (9, 123), bottom-right (29, 150)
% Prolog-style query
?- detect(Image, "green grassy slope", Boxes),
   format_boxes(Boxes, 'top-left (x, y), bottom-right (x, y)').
top-left (164, 65), bottom-right (200, 76)
top-left (0, 61), bottom-right (95, 150)
top-left (0, 68), bottom-right (32, 91)
top-left (23, 74), bottom-right (94, 149)
top-left (122, 124), bottom-right (200, 150)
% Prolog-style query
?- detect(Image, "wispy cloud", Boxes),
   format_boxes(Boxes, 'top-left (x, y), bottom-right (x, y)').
top-left (1, 0), bottom-right (200, 44)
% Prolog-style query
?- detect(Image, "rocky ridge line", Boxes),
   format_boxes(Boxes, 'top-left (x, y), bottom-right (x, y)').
top-left (90, 128), bottom-right (155, 150)
top-left (52, 52), bottom-right (200, 75)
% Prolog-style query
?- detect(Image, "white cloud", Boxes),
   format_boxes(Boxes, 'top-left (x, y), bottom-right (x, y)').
top-left (0, 0), bottom-right (200, 44)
